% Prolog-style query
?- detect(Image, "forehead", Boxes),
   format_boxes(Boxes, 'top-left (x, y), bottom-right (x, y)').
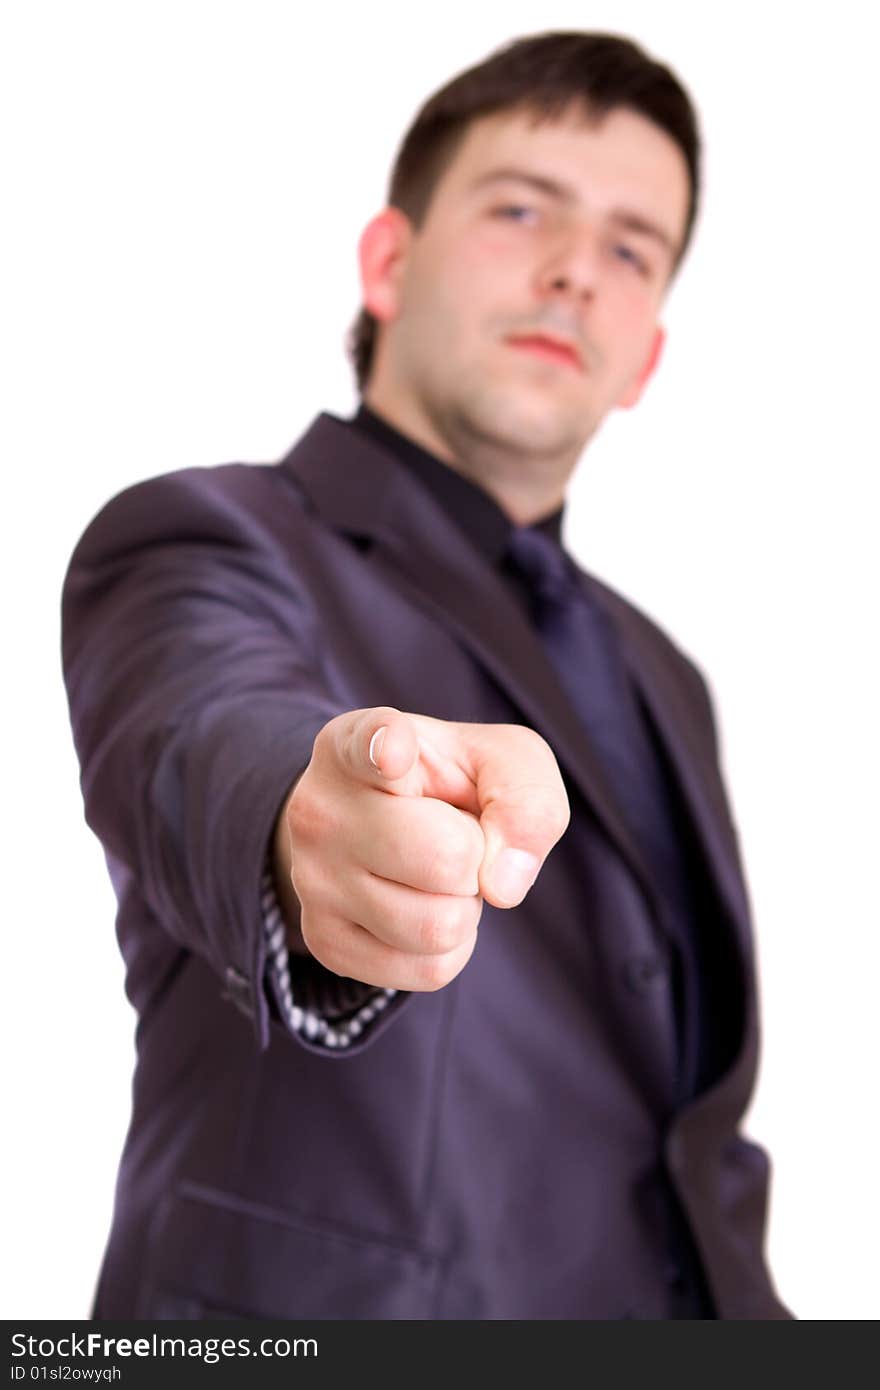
top-left (431, 102), bottom-right (691, 245)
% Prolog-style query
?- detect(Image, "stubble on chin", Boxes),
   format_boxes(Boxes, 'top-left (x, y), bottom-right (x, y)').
top-left (449, 376), bottom-right (593, 465)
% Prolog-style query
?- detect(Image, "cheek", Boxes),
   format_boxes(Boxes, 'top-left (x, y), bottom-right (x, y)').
top-left (596, 284), bottom-right (658, 360)
top-left (402, 241), bottom-right (511, 349)
top-left (426, 228), bottom-right (528, 296)
top-left (467, 231), bottom-right (538, 295)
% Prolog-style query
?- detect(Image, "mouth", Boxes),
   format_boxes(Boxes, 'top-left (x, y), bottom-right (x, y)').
top-left (504, 333), bottom-right (584, 373)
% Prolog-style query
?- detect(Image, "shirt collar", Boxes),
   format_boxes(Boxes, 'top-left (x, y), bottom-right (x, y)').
top-left (350, 403), bottom-right (565, 565)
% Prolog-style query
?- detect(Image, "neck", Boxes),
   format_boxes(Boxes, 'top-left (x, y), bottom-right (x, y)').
top-left (362, 387), bottom-right (574, 528)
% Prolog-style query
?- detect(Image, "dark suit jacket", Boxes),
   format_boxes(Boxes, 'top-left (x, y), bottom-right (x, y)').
top-left (61, 412), bottom-right (792, 1319)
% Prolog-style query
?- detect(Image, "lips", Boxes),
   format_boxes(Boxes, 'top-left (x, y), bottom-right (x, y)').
top-left (505, 333), bottom-right (583, 371)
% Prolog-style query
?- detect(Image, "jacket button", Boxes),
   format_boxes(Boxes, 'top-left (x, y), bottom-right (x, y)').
top-left (222, 965), bottom-right (254, 1018)
top-left (623, 955), bottom-right (667, 993)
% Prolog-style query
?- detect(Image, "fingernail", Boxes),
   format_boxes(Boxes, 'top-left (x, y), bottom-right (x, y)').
top-left (369, 726), bottom-right (387, 770)
top-left (490, 848), bottom-right (540, 906)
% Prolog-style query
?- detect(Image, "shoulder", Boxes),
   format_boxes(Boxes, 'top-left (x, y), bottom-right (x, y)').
top-left (64, 458), bottom-right (314, 573)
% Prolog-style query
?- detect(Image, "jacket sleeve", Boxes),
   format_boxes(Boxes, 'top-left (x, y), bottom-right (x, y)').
top-left (60, 463), bottom-right (411, 1053)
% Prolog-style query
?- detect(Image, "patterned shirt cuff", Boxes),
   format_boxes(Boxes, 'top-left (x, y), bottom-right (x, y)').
top-left (260, 855), bottom-right (397, 1050)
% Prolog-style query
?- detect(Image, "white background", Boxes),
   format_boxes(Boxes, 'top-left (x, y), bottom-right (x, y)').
top-left (2, 1), bottom-right (877, 1319)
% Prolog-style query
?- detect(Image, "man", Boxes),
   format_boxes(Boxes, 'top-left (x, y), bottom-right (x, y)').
top-left (62, 31), bottom-right (792, 1318)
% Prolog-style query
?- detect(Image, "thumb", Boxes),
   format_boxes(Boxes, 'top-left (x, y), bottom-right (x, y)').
top-left (469, 727), bottom-right (570, 908)
top-left (479, 811), bottom-right (544, 909)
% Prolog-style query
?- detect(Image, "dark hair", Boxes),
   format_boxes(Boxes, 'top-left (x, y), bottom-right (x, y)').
top-left (347, 31), bottom-right (701, 391)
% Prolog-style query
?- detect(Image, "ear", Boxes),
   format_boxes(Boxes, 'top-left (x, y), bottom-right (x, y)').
top-left (357, 208), bottom-right (413, 324)
top-left (617, 324), bottom-right (666, 410)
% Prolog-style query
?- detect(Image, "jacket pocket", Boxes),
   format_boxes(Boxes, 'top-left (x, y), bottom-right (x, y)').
top-left (136, 1180), bottom-right (444, 1320)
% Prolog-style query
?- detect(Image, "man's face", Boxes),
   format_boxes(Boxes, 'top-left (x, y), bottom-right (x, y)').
top-left (362, 102), bottom-right (691, 470)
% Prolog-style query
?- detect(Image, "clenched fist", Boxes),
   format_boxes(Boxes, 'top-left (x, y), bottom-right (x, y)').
top-left (273, 707), bottom-right (570, 992)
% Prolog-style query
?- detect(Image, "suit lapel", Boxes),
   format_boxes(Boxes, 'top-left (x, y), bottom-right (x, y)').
top-left (281, 414), bottom-right (748, 942)
top-left (589, 580), bottom-right (754, 947)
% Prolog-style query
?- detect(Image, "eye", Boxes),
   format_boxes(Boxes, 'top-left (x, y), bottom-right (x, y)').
top-left (491, 203), bottom-right (539, 224)
top-left (613, 243), bottom-right (649, 275)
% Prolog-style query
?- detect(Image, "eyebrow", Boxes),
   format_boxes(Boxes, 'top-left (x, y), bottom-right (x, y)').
top-left (467, 167), bottom-right (680, 259)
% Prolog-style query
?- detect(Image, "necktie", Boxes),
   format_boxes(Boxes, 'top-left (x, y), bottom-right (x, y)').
top-left (506, 524), bottom-right (706, 1096)
top-left (506, 526), bottom-right (686, 904)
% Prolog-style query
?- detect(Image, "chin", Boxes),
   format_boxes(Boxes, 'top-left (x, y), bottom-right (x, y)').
top-left (462, 387), bottom-right (588, 456)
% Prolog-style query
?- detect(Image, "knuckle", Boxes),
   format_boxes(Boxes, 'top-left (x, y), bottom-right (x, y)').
top-left (288, 856), bottom-right (320, 911)
top-left (314, 947), bottom-right (346, 979)
top-left (411, 931), bottom-right (477, 991)
top-left (307, 927), bottom-right (360, 983)
top-left (522, 723), bottom-right (552, 755)
top-left (425, 835), bottom-right (476, 892)
top-left (312, 715), bottom-right (341, 761)
top-left (415, 897), bottom-right (469, 957)
top-left (286, 789), bottom-right (311, 843)
top-left (299, 911), bottom-right (333, 967)
top-left (337, 719), bottom-right (361, 776)
top-left (522, 783), bottom-right (571, 842)
top-left (540, 786), bottom-right (571, 839)
top-left (515, 725), bottom-right (565, 783)
top-left (289, 779), bottom-right (336, 849)
top-left (411, 953), bottom-right (457, 993)
top-left (505, 722), bottom-right (551, 760)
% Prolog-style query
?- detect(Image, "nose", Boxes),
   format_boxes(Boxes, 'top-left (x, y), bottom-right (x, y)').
top-left (534, 222), bottom-right (600, 304)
